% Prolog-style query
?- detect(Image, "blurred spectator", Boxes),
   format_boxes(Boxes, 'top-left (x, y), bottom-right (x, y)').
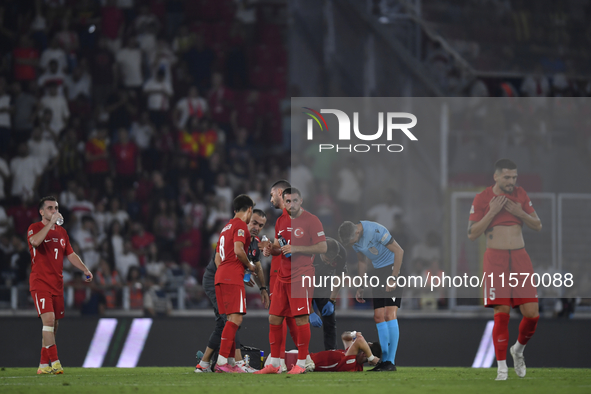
top-left (115, 36), bottom-right (143, 91)
top-left (213, 173), bottom-right (233, 209)
top-left (184, 35), bottom-right (214, 91)
top-left (105, 197), bottom-right (129, 231)
top-left (59, 180), bottom-right (78, 209)
top-left (10, 144), bottom-right (43, 201)
top-left (335, 160), bottom-right (363, 221)
top-left (69, 186), bottom-right (95, 222)
top-left (175, 215), bottom-right (201, 271)
top-left (109, 220), bottom-right (124, 257)
top-left (208, 72), bottom-right (234, 129)
top-left (153, 198), bottom-right (178, 254)
top-left (72, 216), bottom-right (101, 271)
top-left (12, 81), bottom-right (39, 144)
top-left (85, 127), bottom-right (110, 187)
top-left (91, 37), bottom-right (116, 104)
top-left (143, 275), bottom-right (172, 316)
top-left (30, 0), bottom-right (48, 50)
top-left (174, 86), bottom-right (208, 130)
top-left (105, 89), bottom-right (138, 132)
top-left (115, 239), bottom-right (139, 279)
top-left (134, 4), bottom-right (160, 56)
top-left (0, 77), bottom-right (13, 153)
top-left (112, 128), bottom-right (140, 188)
top-left (95, 257), bottom-right (121, 309)
top-left (27, 127), bottom-right (58, 169)
top-left (57, 127), bottom-right (83, 185)
top-left (127, 265), bottom-right (144, 309)
top-left (12, 36), bottom-right (40, 82)
top-left (314, 181), bottom-right (340, 234)
top-left (39, 82), bottom-right (70, 138)
top-left (6, 197), bottom-right (37, 237)
top-left (55, 17), bottom-right (79, 69)
top-left (411, 231), bottom-right (442, 263)
top-left (65, 65), bottom-right (92, 101)
top-left (366, 191), bottom-right (403, 233)
top-left (93, 199), bottom-right (108, 236)
top-left (145, 243), bottom-right (166, 283)
top-left (290, 153), bottom-right (313, 199)
top-left (143, 67), bottom-right (173, 128)
top-left (0, 206), bottom-right (8, 235)
top-left (130, 222), bottom-right (155, 265)
top-left (206, 199), bottom-right (232, 233)
top-left (8, 235), bottom-right (31, 286)
top-left (130, 111), bottom-right (154, 150)
top-left (520, 65), bottom-right (550, 98)
top-left (40, 36), bottom-right (67, 73)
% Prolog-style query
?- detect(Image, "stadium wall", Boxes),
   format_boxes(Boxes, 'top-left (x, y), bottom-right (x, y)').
top-left (2, 317), bottom-right (590, 368)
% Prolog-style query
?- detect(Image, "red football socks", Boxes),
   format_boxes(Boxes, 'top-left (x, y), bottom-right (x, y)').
top-left (493, 313), bottom-right (510, 361)
top-left (517, 316), bottom-right (539, 345)
top-left (296, 323), bottom-right (311, 360)
top-left (46, 344), bottom-right (59, 363)
top-left (40, 347), bottom-right (49, 365)
top-left (270, 323), bottom-right (284, 358)
top-left (219, 321), bottom-right (238, 359)
top-left (280, 320), bottom-right (287, 359)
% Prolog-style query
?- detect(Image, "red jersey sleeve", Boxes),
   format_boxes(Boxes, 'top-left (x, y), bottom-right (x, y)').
top-left (520, 189), bottom-right (535, 215)
top-left (469, 193), bottom-right (486, 222)
top-left (233, 221), bottom-right (249, 245)
top-left (308, 214), bottom-right (326, 245)
top-left (64, 232), bottom-right (74, 256)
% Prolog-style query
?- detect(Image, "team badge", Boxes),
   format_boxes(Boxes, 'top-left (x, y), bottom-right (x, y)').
top-left (369, 247), bottom-right (379, 255)
top-left (60, 239), bottom-right (65, 247)
top-left (238, 229), bottom-right (245, 237)
top-left (294, 228), bottom-right (304, 238)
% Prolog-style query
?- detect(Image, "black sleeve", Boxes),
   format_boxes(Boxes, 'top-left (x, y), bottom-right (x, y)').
top-left (249, 239), bottom-right (261, 263)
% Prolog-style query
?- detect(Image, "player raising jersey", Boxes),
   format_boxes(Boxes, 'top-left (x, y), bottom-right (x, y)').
top-left (338, 220), bottom-right (404, 372)
top-left (468, 159), bottom-right (542, 381)
top-left (256, 187), bottom-right (327, 375)
top-left (28, 196), bottom-right (93, 375)
top-left (213, 194), bottom-right (256, 373)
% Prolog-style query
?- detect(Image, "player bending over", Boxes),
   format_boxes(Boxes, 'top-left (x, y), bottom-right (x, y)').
top-left (310, 331), bottom-right (381, 372)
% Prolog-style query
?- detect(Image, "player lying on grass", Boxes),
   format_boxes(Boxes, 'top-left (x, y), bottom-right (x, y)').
top-left (310, 331), bottom-right (381, 372)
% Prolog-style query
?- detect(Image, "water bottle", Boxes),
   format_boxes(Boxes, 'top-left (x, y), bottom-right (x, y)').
top-left (260, 350), bottom-right (264, 366)
top-left (277, 235), bottom-right (291, 258)
top-left (244, 354), bottom-right (250, 367)
top-left (56, 217), bottom-right (64, 226)
top-left (261, 235), bottom-right (269, 243)
top-left (244, 269), bottom-right (251, 282)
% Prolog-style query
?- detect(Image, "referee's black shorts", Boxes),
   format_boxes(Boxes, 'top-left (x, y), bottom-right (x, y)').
top-left (369, 265), bottom-right (403, 310)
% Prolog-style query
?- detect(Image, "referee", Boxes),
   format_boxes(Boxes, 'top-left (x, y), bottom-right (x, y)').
top-left (338, 220), bottom-right (404, 372)
top-left (195, 209), bottom-right (269, 373)
top-left (311, 237), bottom-right (348, 350)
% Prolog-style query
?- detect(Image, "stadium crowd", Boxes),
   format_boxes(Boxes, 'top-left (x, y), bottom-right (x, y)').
top-left (0, 0), bottom-right (291, 313)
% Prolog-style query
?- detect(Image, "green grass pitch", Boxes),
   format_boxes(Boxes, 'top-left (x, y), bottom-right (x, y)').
top-left (1, 367), bottom-right (590, 394)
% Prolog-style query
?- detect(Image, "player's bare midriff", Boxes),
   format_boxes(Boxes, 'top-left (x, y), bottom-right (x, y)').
top-left (484, 224), bottom-right (525, 250)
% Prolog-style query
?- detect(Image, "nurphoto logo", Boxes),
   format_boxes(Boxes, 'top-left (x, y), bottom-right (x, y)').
top-left (303, 107), bottom-right (418, 153)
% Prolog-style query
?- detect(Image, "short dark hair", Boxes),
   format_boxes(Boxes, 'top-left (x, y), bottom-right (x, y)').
top-left (39, 196), bottom-right (57, 210)
top-left (324, 237), bottom-right (340, 261)
top-left (271, 180), bottom-right (291, 190)
top-left (282, 187), bottom-right (301, 198)
top-left (233, 194), bottom-right (255, 212)
top-left (338, 221), bottom-right (357, 245)
top-left (494, 159), bottom-right (517, 173)
top-left (369, 342), bottom-right (382, 359)
top-left (252, 209), bottom-right (266, 218)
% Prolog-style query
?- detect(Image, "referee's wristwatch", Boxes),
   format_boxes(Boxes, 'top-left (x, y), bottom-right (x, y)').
top-left (328, 299), bottom-right (336, 305)
top-left (259, 286), bottom-right (267, 292)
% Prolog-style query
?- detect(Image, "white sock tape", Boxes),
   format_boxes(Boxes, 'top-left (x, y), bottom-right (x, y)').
top-left (42, 326), bottom-right (54, 332)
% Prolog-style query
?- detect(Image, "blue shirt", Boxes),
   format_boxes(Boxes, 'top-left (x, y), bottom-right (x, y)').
top-left (352, 221), bottom-right (395, 269)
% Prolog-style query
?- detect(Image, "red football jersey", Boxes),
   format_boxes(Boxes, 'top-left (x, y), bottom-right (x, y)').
top-left (28, 222), bottom-right (74, 295)
top-left (276, 208), bottom-right (325, 283)
top-left (469, 185), bottom-right (535, 230)
top-left (270, 209), bottom-right (289, 282)
top-left (310, 349), bottom-right (363, 372)
top-left (214, 218), bottom-right (251, 286)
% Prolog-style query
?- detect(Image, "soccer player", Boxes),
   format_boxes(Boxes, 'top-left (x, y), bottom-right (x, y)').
top-left (28, 196), bottom-right (93, 374)
top-left (467, 159), bottom-right (542, 381)
top-left (213, 194), bottom-right (257, 373)
top-left (195, 208), bottom-right (269, 373)
top-left (310, 331), bottom-right (381, 372)
top-left (338, 220), bottom-right (404, 372)
top-left (262, 179), bottom-right (300, 371)
top-left (256, 187), bottom-right (327, 374)
top-left (311, 237), bottom-right (348, 350)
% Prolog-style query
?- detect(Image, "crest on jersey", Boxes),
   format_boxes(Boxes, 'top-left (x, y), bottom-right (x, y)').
top-left (294, 228), bottom-right (304, 238)
top-left (60, 239), bottom-right (65, 247)
top-left (238, 229), bottom-right (245, 237)
top-left (369, 247), bottom-right (378, 255)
